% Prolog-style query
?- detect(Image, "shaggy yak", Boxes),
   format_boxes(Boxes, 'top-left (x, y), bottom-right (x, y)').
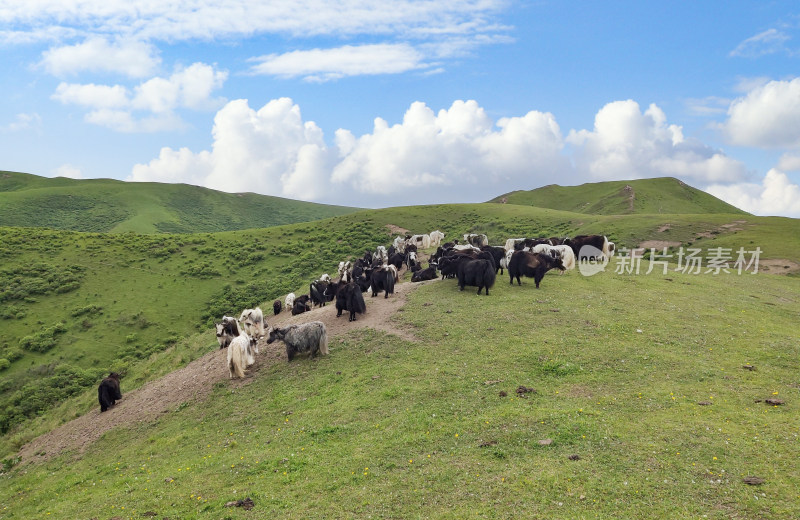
top-left (370, 266), bottom-right (395, 298)
top-left (267, 322), bottom-right (329, 362)
top-left (457, 258), bottom-right (497, 295)
top-left (98, 372), bottom-right (122, 412)
top-left (508, 251), bottom-right (565, 288)
top-left (227, 333), bottom-right (255, 379)
top-left (332, 281), bottom-right (367, 321)
top-left (291, 295), bottom-right (312, 315)
top-left (411, 265), bottom-right (437, 282)
top-left (273, 299), bottom-right (282, 315)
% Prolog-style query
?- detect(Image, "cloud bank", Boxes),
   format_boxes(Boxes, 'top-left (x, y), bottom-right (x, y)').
top-left (130, 97), bottom-right (783, 211)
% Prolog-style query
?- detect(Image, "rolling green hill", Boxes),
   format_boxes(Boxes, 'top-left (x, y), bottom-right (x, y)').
top-left (0, 197), bottom-right (798, 517)
top-left (490, 177), bottom-right (749, 215)
top-left (0, 171), bottom-right (360, 233)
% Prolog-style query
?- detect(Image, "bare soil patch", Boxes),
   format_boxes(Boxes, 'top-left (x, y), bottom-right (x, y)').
top-left (386, 224), bottom-right (410, 236)
top-left (17, 274), bottom-right (436, 465)
top-left (757, 259), bottom-right (800, 275)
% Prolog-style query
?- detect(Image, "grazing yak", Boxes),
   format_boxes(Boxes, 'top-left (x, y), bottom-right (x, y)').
top-left (457, 258), bottom-right (496, 295)
top-left (407, 234), bottom-right (431, 249)
top-left (215, 317), bottom-right (239, 349)
top-left (337, 261), bottom-right (353, 283)
top-left (392, 235), bottom-right (407, 253)
top-left (508, 251), bottom-right (565, 288)
top-left (310, 280), bottom-right (331, 307)
top-left (551, 244), bottom-right (576, 271)
top-left (370, 266), bottom-right (395, 298)
top-left (227, 333), bottom-right (256, 379)
top-left (273, 300), bottom-right (282, 315)
top-left (267, 322), bottom-right (329, 362)
top-left (292, 295), bottom-right (312, 315)
top-left (387, 252), bottom-right (406, 270)
top-left (331, 281), bottom-right (367, 321)
top-left (480, 245), bottom-right (506, 274)
top-left (238, 307), bottom-right (265, 338)
top-left (463, 233), bottom-right (489, 247)
top-left (98, 372), bottom-right (122, 412)
top-left (429, 230), bottom-right (445, 247)
top-left (564, 235), bottom-right (615, 261)
top-left (406, 251), bottom-right (419, 270)
top-left (411, 265), bottom-right (437, 282)
top-left (504, 238), bottom-right (526, 251)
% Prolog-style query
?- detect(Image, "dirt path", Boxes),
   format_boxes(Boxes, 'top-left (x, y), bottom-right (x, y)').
top-left (17, 276), bottom-right (436, 465)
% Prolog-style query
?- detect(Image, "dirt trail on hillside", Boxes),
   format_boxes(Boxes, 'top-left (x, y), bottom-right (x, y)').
top-left (17, 276), bottom-right (436, 465)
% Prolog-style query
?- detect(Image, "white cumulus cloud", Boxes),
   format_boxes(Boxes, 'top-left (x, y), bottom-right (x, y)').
top-left (52, 82), bottom-right (130, 108)
top-left (722, 78), bottom-right (800, 148)
top-left (777, 153), bottom-right (800, 171)
top-left (51, 63), bottom-right (227, 132)
top-left (706, 169), bottom-right (800, 217)
top-left (331, 100), bottom-right (568, 204)
top-left (248, 44), bottom-right (427, 81)
top-left (39, 37), bottom-right (160, 78)
top-left (567, 100), bottom-right (746, 183)
top-left (130, 97), bottom-right (765, 208)
top-left (130, 98), bottom-right (333, 200)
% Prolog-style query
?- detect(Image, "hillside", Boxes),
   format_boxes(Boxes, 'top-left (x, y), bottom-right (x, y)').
top-left (490, 177), bottom-right (749, 215)
top-left (1, 203), bottom-right (798, 456)
top-left (0, 171), bottom-right (359, 233)
top-left (3, 256), bottom-right (799, 519)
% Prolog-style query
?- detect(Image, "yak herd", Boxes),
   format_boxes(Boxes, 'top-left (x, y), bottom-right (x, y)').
top-left (208, 230), bottom-right (615, 381)
top-left (98, 230), bottom-right (616, 409)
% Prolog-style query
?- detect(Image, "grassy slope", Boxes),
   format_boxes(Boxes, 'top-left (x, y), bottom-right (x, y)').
top-left (0, 171), bottom-right (359, 233)
top-left (0, 202), bottom-right (797, 515)
top-left (1, 268), bottom-right (798, 519)
top-left (491, 177), bottom-right (748, 215)
top-left (1, 204), bottom-right (798, 447)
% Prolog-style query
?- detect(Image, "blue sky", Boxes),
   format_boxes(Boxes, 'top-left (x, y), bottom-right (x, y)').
top-left (2, 1), bottom-right (800, 216)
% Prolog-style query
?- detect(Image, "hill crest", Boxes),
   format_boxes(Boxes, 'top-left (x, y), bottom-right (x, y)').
top-left (0, 170), bottom-right (360, 233)
top-left (490, 177), bottom-right (748, 215)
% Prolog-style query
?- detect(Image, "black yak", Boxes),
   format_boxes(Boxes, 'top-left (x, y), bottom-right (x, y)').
top-left (98, 372), bottom-right (122, 412)
top-left (387, 252), bottom-right (406, 270)
top-left (370, 267), bottom-right (395, 298)
top-left (564, 235), bottom-right (614, 260)
top-left (457, 258), bottom-right (496, 295)
top-left (273, 299), bottom-right (282, 315)
top-left (411, 265), bottom-right (437, 282)
top-left (333, 281), bottom-right (367, 321)
top-left (508, 251), bottom-right (565, 288)
top-left (291, 295), bottom-right (312, 315)
top-left (310, 280), bottom-right (330, 307)
top-left (480, 245), bottom-right (506, 274)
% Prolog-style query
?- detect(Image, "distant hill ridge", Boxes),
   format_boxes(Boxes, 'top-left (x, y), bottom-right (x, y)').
top-left (0, 171), bottom-right (360, 233)
top-left (490, 177), bottom-right (748, 215)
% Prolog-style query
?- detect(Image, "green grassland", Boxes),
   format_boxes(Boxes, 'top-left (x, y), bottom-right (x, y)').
top-left (1, 265), bottom-right (798, 519)
top-left (0, 175), bottom-right (798, 518)
top-left (491, 177), bottom-right (748, 215)
top-left (0, 171), bottom-right (359, 233)
top-left (1, 202), bottom-right (798, 454)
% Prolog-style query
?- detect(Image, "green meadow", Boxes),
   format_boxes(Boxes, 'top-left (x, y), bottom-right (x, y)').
top-left (0, 174), bottom-right (798, 518)
top-left (1, 267), bottom-right (798, 519)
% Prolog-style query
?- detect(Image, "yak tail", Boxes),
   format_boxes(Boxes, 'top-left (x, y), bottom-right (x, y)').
top-left (319, 326), bottom-right (329, 356)
top-left (484, 261), bottom-right (497, 288)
